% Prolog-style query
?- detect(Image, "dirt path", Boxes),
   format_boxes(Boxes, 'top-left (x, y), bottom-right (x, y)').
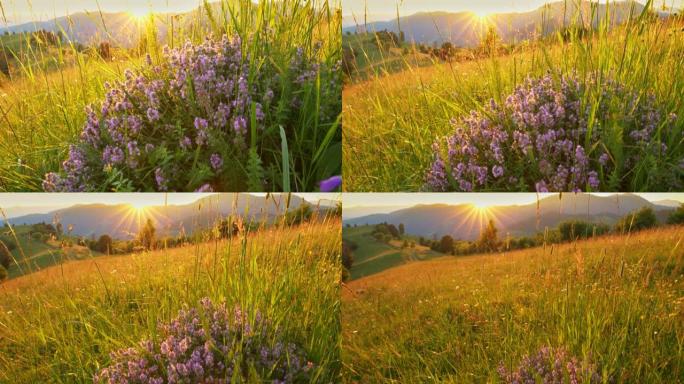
top-left (355, 248), bottom-right (402, 266)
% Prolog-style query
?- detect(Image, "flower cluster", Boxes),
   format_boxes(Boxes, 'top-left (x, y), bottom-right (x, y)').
top-left (497, 346), bottom-right (603, 384)
top-left (94, 298), bottom-right (313, 383)
top-left (426, 72), bottom-right (676, 192)
top-left (43, 34), bottom-right (334, 192)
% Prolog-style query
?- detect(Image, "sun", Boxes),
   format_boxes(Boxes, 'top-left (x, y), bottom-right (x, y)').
top-left (472, 10), bottom-right (491, 22)
top-left (470, 202), bottom-right (491, 212)
top-left (128, 9), bottom-right (153, 23)
top-left (128, 202), bottom-right (151, 213)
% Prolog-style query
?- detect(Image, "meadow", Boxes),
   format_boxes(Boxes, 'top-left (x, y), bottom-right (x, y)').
top-left (0, 0), bottom-right (341, 192)
top-left (343, 1), bottom-right (684, 192)
top-left (343, 224), bottom-right (442, 279)
top-left (342, 225), bottom-right (684, 382)
top-left (0, 223), bottom-right (104, 279)
top-left (0, 216), bottom-right (342, 382)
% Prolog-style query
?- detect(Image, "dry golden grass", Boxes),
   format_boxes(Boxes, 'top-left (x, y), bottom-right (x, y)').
top-left (342, 225), bottom-right (684, 382)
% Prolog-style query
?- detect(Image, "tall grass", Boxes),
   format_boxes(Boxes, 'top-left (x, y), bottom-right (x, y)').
top-left (0, 201), bottom-right (342, 382)
top-left (342, 225), bottom-right (684, 382)
top-left (343, 0), bottom-right (684, 191)
top-left (0, 0), bottom-right (341, 191)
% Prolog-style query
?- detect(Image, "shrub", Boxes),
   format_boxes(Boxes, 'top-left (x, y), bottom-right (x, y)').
top-left (44, 34), bottom-right (340, 192)
top-left (0, 265), bottom-right (7, 281)
top-left (477, 220), bottom-right (499, 252)
top-left (615, 206), bottom-right (658, 233)
top-left (94, 298), bottom-right (313, 383)
top-left (138, 219), bottom-right (156, 250)
top-left (667, 204), bottom-right (684, 225)
top-left (558, 220), bottom-right (610, 241)
top-left (426, 72), bottom-right (679, 192)
top-left (96, 235), bottom-right (113, 254)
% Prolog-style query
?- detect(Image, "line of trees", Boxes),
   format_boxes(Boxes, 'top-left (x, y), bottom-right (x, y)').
top-left (406, 205), bottom-right (684, 257)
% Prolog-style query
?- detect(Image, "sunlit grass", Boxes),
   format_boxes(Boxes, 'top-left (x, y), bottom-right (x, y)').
top-left (343, 0), bottom-right (684, 191)
top-left (0, 0), bottom-right (342, 191)
top-left (0, 213), bottom-right (342, 382)
top-left (342, 225), bottom-right (684, 382)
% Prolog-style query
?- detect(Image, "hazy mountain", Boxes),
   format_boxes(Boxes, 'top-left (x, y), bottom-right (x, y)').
top-left (344, 194), bottom-right (676, 240)
top-left (343, 1), bottom-right (665, 47)
top-left (343, 205), bottom-right (407, 220)
top-left (6, 194), bottom-right (331, 239)
top-left (0, 2), bottom-right (234, 48)
top-left (653, 199), bottom-right (683, 208)
top-left (1, 206), bottom-right (62, 219)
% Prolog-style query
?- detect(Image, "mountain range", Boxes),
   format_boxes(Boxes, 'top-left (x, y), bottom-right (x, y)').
top-left (6, 194), bottom-right (335, 239)
top-left (344, 194), bottom-right (679, 240)
top-left (344, 1), bottom-right (672, 47)
top-left (0, 2), bottom-right (233, 48)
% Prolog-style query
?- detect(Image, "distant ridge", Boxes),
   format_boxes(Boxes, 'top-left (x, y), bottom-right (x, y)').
top-left (343, 1), bottom-right (672, 47)
top-left (0, 2), bottom-right (229, 48)
top-left (6, 194), bottom-right (334, 239)
top-left (344, 194), bottom-right (677, 240)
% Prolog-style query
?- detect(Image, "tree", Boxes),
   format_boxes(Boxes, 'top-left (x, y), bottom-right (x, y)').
top-left (138, 219), bottom-right (156, 250)
top-left (558, 221), bottom-right (609, 242)
top-left (615, 207), bottom-right (657, 233)
top-left (0, 265), bottom-right (7, 282)
top-left (387, 224), bottom-right (400, 239)
top-left (342, 241), bottom-right (356, 280)
top-left (478, 219), bottom-right (500, 252)
top-left (0, 240), bottom-right (14, 269)
top-left (285, 203), bottom-right (313, 225)
top-left (480, 26), bottom-right (500, 55)
top-left (667, 204), bottom-right (684, 225)
top-left (96, 234), bottom-right (113, 254)
top-left (439, 235), bottom-right (454, 254)
top-left (398, 223), bottom-right (405, 236)
top-left (98, 41), bottom-right (112, 60)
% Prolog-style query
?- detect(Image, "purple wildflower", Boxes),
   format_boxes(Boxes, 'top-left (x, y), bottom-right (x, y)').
top-left (195, 184), bottom-right (214, 192)
top-left (146, 108), bottom-right (160, 122)
top-left (94, 298), bottom-right (314, 383)
top-left (42, 33), bottom-right (335, 191)
top-left (155, 168), bottom-right (168, 191)
top-left (498, 346), bottom-right (602, 384)
top-left (426, 72), bottom-right (675, 192)
top-left (319, 175), bottom-right (342, 192)
top-left (210, 153), bottom-right (223, 171)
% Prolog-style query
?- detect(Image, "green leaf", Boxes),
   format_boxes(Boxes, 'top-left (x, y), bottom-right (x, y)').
top-left (279, 126), bottom-right (290, 192)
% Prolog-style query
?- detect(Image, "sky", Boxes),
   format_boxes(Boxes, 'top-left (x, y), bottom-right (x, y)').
top-left (0, 193), bottom-right (339, 218)
top-left (343, 193), bottom-right (684, 210)
top-left (0, 0), bottom-right (203, 24)
top-left (343, 0), bottom-right (684, 19)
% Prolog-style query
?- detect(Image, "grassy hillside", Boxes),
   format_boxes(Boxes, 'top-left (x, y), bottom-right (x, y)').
top-left (0, 219), bottom-right (341, 382)
top-left (342, 32), bottom-right (434, 82)
top-left (343, 5), bottom-right (684, 192)
top-left (342, 225), bottom-right (684, 382)
top-left (1, 224), bottom-right (103, 278)
top-left (343, 225), bottom-right (442, 279)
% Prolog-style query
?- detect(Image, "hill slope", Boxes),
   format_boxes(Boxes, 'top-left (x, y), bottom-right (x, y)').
top-left (344, 225), bottom-right (442, 279)
top-left (342, 225), bottom-right (684, 382)
top-left (1, 220), bottom-right (341, 382)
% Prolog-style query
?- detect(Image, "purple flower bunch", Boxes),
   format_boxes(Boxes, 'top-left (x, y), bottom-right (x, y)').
top-left (426, 72), bottom-right (676, 192)
top-left (43, 34), bottom-right (331, 192)
top-left (94, 298), bottom-right (313, 383)
top-left (497, 346), bottom-right (603, 384)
